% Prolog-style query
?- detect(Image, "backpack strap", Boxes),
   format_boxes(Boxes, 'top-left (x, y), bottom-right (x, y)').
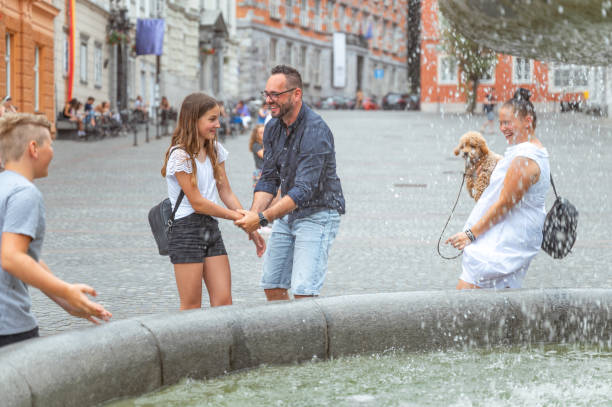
top-left (550, 173), bottom-right (558, 199)
top-left (168, 146), bottom-right (186, 224)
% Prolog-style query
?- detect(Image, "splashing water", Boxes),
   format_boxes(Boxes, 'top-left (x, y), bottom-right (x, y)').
top-left (106, 345), bottom-right (611, 407)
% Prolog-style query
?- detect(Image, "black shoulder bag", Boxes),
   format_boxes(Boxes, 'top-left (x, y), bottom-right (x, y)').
top-left (541, 174), bottom-right (578, 259)
top-left (148, 147), bottom-right (185, 256)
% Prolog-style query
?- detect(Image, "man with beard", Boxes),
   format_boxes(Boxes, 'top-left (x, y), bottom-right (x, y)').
top-left (235, 65), bottom-right (345, 301)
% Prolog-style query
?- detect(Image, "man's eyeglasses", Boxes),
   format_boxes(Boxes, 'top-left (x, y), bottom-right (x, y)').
top-left (261, 88), bottom-right (296, 101)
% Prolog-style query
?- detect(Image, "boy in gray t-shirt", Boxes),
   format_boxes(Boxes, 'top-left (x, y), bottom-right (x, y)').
top-left (0, 114), bottom-right (112, 348)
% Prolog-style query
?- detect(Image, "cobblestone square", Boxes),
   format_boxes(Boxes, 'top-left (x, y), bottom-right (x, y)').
top-left (31, 111), bottom-right (612, 335)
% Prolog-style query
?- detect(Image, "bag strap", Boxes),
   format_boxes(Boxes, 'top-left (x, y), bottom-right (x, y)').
top-left (168, 146), bottom-right (186, 224)
top-left (550, 173), bottom-right (558, 199)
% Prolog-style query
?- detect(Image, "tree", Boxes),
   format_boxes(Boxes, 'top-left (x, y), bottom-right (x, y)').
top-left (440, 22), bottom-right (497, 114)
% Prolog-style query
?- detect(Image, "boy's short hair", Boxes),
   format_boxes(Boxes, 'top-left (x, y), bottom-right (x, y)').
top-left (0, 113), bottom-right (52, 163)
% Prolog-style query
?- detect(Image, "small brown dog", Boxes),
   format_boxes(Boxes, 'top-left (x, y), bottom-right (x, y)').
top-left (453, 131), bottom-right (501, 201)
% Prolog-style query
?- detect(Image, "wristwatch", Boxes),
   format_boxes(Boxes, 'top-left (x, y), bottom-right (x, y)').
top-left (258, 212), bottom-right (269, 227)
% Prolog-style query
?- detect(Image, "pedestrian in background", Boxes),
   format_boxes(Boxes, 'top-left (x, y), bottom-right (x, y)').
top-left (446, 88), bottom-right (549, 290)
top-left (161, 92), bottom-right (265, 310)
top-left (0, 113), bottom-right (112, 348)
top-left (480, 89), bottom-right (496, 134)
top-left (257, 105), bottom-right (270, 124)
top-left (235, 65), bottom-right (345, 301)
top-left (2, 96), bottom-right (18, 113)
top-left (249, 124), bottom-right (265, 187)
top-left (356, 88), bottom-right (364, 109)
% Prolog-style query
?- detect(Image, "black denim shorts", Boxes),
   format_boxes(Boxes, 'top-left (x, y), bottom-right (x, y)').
top-left (167, 213), bottom-right (227, 264)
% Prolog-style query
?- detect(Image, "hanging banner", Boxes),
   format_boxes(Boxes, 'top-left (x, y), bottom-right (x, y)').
top-left (67, 0), bottom-right (76, 100)
top-left (333, 32), bottom-right (346, 88)
top-left (135, 19), bottom-right (165, 56)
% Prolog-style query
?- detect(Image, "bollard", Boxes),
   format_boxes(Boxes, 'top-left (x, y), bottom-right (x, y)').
top-left (133, 126), bottom-right (138, 147)
top-left (145, 121), bottom-right (150, 143)
top-left (156, 117), bottom-right (160, 140)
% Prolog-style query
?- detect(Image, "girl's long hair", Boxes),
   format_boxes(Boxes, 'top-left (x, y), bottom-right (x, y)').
top-left (161, 93), bottom-right (222, 185)
top-left (248, 124), bottom-right (265, 153)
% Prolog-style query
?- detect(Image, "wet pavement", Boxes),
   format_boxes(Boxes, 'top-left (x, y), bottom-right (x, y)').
top-left (31, 110), bottom-right (612, 335)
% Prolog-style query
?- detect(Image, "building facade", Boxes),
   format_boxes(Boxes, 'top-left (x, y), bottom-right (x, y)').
top-left (108, 0), bottom-right (230, 113)
top-left (52, 0), bottom-right (112, 115)
top-left (1, 0), bottom-right (59, 121)
top-left (231, 0), bottom-right (410, 103)
top-left (419, 0), bottom-right (612, 114)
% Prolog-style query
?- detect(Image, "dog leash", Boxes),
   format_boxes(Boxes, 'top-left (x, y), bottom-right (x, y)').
top-left (436, 171), bottom-right (466, 260)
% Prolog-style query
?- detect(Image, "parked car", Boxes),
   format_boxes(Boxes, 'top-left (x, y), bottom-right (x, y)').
top-left (362, 96), bottom-right (379, 110)
top-left (317, 97), bottom-right (337, 110)
top-left (381, 92), bottom-right (420, 110)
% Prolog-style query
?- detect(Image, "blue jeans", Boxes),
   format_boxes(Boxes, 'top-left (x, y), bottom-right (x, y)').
top-left (261, 209), bottom-right (340, 296)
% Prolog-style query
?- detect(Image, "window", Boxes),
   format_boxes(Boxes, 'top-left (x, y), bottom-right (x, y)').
top-left (480, 62), bottom-right (497, 84)
top-left (551, 64), bottom-right (589, 90)
top-left (4, 33), bottom-right (11, 97)
top-left (149, 0), bottom-right (156, 17)
top-left (94, 43), bottom-right (103, 87)
top-left (392, 23), bottom-right (398, 52)
top-left (352, 8), bottom-right (359, 34)
top-left (300, 0), bottom-right (309, 27)
top-left (63, 32), bottom-right (69, 75)
top-left (338, 4), bottom-right (345, 31)
top-left (513, 57), bottom-right (532, 83)
top-left (270, 38), bottom-right (277, 64)
top-left (286, 42), bottom-right (293, 65)
top-left (80, 40), bottom-right (88, 83)
top-left (326, 0), bottom-right (335, 32)
top-left (286, 0), bottom-right (294, 23)
top-left (300, 45), bottom-right (307, 77)
top-left (372, 18), bottom-right (380, 48)
top-left (438, 55), bottom-right (458, 84)
top-left (34, 47), bottom-right (40, 111)
top-left (140, 70), bottom-right (147, 101)
top-left (314, 49), bottom-right (321, 86)
top-left (270, 0), bottom-right (281, 19)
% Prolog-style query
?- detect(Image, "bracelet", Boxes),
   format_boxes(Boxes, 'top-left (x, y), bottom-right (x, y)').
top-left (464, 229), bottom-right (476, 242)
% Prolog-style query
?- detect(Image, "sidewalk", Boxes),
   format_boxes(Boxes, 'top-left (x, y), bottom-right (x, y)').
top-left (31, 110), bottom-right (612, 336)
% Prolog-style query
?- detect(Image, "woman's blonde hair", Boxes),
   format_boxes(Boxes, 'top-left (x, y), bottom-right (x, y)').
top-left (248, 124), bottom-right (265, 153)
top-left (161, 93), bottom-right (222, 185)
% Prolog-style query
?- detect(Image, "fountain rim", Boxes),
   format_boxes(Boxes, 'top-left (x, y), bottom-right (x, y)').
top-left (1, 288), bottom-right (610, 407)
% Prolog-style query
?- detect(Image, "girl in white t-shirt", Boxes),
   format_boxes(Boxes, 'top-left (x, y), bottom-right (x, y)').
top-left (161, 93), bottom-right (265, 310)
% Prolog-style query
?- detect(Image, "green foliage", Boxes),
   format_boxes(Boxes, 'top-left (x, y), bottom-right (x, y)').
top-left (440, 21), bottom-right (497, 113)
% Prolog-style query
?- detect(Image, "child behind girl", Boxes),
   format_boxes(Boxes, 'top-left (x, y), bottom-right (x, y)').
top-left (249, 124), bottom-right (265, 188)
top-left (161, 93), bottom-right (265, 310)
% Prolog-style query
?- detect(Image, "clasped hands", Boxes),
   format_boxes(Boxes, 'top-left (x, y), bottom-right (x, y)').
top-left (232, 209), bottom-right (266, 257)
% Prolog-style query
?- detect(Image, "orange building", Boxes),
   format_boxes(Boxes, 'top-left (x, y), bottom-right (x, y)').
top-left (232, 0), bottom-right (410, 101)
top-left (419, 0), bottom-right (590, 113)
top-left (1, 0), bottom-right (59, 121)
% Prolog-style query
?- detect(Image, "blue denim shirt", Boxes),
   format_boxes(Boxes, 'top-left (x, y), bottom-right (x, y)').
top-left (254, 103), bottom-right (345, 223)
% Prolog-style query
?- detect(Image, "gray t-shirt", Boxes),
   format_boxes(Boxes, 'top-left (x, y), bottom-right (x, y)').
top-left (0, 170), bottom-right (45, 335)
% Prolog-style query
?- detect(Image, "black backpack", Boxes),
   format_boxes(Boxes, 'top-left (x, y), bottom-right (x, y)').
top-left (541, 175), bottom-right (578, 259)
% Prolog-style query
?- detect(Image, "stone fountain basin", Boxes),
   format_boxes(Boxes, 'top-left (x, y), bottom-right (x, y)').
top-left (1, 289), bottom-right (610, 407)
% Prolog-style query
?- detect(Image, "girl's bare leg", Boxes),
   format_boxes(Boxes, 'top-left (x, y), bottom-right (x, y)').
top-left (456, 279), bottom-right (481, 290)
top-left (173, 263), bottom-right (204, 310)
top-left (203, 255), bottom-right (232, 307)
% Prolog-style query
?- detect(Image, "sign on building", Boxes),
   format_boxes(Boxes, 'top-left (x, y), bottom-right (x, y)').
top-left (333, 32), bottom-right (346, 88)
